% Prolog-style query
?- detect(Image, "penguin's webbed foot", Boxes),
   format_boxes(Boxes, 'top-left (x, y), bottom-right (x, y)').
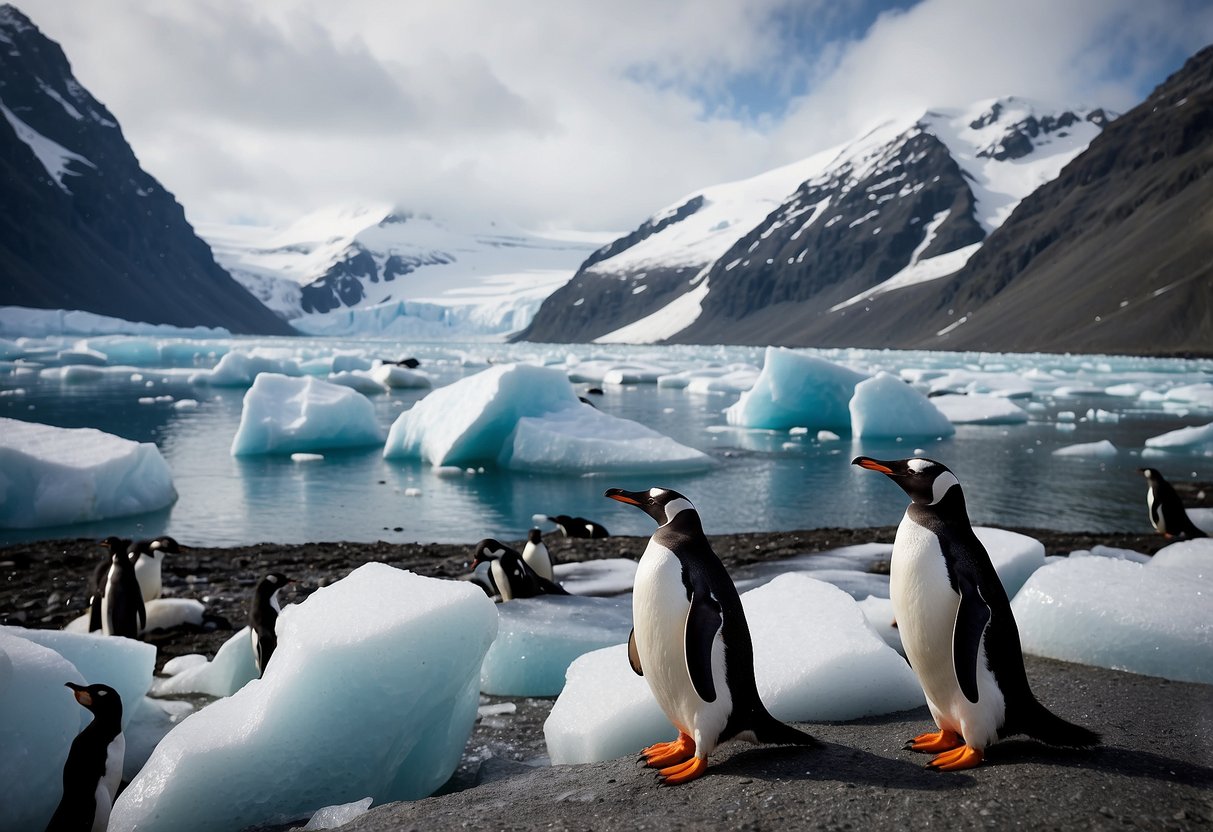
top-left (926, 745), bottom-right (983, 771)
top-left (641, 732), bottom-right (695, 768)
top-left (658, 755), bottom-right (708, 785)
top-left (906, 729), bottom-right (964, 753)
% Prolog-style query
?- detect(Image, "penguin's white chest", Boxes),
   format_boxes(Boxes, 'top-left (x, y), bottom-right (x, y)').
top-left (522, 542), bottom-right (553, 581)
top-left (632, 540), bottom-right (731, 752)
top-left (100, 564), bottom-right (121, 635)
top-left (890, 513), bottom-right (1004, 748)
top-left (134, 554), bottom-right (163, 602)
top-left (489, 560), bottom-right (513, 601)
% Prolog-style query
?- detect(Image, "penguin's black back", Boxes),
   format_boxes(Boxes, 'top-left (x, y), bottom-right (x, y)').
top-left (104, 543), bottom-right (145, 639)
top-left (47, 687), bottom-right (123, 832)
top-left (1152, 473), bottom-right (1208, 538)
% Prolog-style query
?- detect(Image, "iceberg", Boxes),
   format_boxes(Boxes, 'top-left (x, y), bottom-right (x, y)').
top-left (726, 347), bottom-right (866, 430)
top-left (929, 393), bottom-right (1029, 425)
top-left (230, 374), bottom-right (384, 456)
top-left (849, 371), bottom-right (955, 438)
top-left (0, 417), bottom-right (176, 528)
top-left (201, 349), bottom-right (302, 387)
top-left (111, 564), bottom-right (498, 832)
top-left (1052, 440), bottom-right (1118, 457)
top-left (544, 574), bottom-right (923, 765)
top-left (1144, 422), bottom-right (1213, 455)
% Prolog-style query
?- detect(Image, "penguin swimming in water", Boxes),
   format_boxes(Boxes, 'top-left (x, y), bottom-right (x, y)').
top-left (1139, 468), bottom-right (1207, 539)
top-left (46, 682), bottom-right (124, 832)
top-left (130, 535), bottom-right (184, 602)
top-left (249, 573), bottom-right (292, 677)
top-left (606, 487), bottom-right (815, 784)
top-left (99, 538), bottom-right (145, 640)
top-left (87, 537), bottom-right (130, 633)
top-left (471, 539), bottom-right (569, 601)
top-left (521, 528), bottom-right (554, 581)
top-left (546, 514), bottom-right (610, 539)
top-left (853, 456), bottom-right (1099, 770)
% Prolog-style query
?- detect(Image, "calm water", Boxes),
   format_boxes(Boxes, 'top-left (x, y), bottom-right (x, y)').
top-left (2, 336), bottom-right (1211, 548)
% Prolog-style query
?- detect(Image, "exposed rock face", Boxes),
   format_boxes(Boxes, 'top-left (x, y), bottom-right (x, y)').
top-left (0, 5), bottom-right (292, 334)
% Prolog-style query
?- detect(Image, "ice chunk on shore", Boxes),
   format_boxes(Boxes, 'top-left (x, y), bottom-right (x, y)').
top-left (112, 564), bottom-right (497, 832)
top-left (1144, 422), bottom-right (1213, 455)
top-left (152, 627), bottom-right (259, 698)
top-left (545, 574), bottom-right (923, 764)
top-left (929, 394), bottom-right (1029, 425)
top-left (726, 347), bottom-right (866, 430)
top-left (385, 363), bottom-right (710, 473)
top-left (480, 595), bottom-right (633, 697)
top-left (0, 417), bottom-right (176, 528)
top-left (1052, 440), bottom-right (1117, 457)
top-left (850, 372), bottom-right (954, 438)
top-left (230, 374), bottom-right (384, 456)
top-left (1011, 557), bottom-right (1213, 684)
top-left (1148, 538), bottom-right (1213, 580)
top-left (975, 527), bottom-right (1045, 598)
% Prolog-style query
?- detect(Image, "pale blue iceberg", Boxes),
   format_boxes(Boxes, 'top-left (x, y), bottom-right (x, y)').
top-left (1144, 421), bottom-right (1213, 455)
top-left (726, 347), bottom-right (866, 431)
top-left (850, 372), bottom-right (954, 438)
top-left (929, 393), bottom-right (1029, 425)
top-left (230, 374), bottom-right (384, 456)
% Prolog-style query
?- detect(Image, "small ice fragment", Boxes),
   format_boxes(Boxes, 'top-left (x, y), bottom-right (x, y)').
top-left (291, 453), bottom-right (325, 462)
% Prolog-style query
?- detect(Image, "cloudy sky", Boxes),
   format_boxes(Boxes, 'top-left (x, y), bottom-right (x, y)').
top-left (19, 0), bottom-right (1212, 234)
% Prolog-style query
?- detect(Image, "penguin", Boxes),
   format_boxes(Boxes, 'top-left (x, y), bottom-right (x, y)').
top-left (99, 538), bottom-right (145, 640)
top-left (605, 487), bottom-right (815, 784)
top-left (546, 514), bottom-right (610, 539)
top-left (46, 682), bottom-right (124, 832)
top-left (471, 539), bottom-right (569, 602)
top-left (130, 535), bottom-right (184, 602)
top-left (521, 527), bottom-right (554, 581)
top-left (86, 537), bottom-right (130, 633)
top-left (1139, 468), bottom-right (1207, 539)
top-left (853, 456), bottom-right (1099, 770)
top-left (249, 572), bottom-right (292, 677)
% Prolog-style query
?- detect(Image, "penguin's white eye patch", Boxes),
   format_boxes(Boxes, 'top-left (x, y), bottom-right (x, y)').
top-left (648, 487), bottom-right (666, 498)
top-left (907, 459), bottom-right (933, 473)
top-left (97, 689), bottom-right (108, 696)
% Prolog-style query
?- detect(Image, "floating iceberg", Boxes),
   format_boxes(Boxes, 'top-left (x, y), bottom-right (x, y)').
top-left (1011, 557), bottom-right (1213, 684)
top-left (929, 394), bottom-right (1029, 425)
top-left (326, 371), bottom-right (388, 395)
top-left (201, 350), bottom-right (301, 387)
top-left (726, 347), bottom-right (866, 431)
top-left (544, 574), bottom-right (924, 765)
top-left (384, 363), bottom-right (711, 473)
top-left (1052, 440), bottom-right (1117, 457)
top-left (111, 564), bottom-right (497, 832)
top-left (0, 417), bottom-right (176, 528)
top-left (849, 371), bottom-right (954, 438)
top-left (1144, 422), bottom-right (1213, 455)
top-left (230, 374), bottom-right (384, 456)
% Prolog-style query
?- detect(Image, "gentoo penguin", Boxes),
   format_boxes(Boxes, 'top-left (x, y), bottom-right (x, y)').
top-left (521, 528), bottom-right (554, 581)
top-left (1139, 468), bottom-right (1207, 539)
top-left (546, 514), bottom-right (610, 539)
top-left (471, 539), bottom-right (569, 602)
top-left (853, 456), bottom-right (1099, 770)
top-left (605, 487), bottom-right (815, 784)
top-left (99, 538), bottom-right (145, 639)
top-left (46, 682), bottom-right (124, 832)
top-left (249, 573), bottom-right (292, 677)
top-left (130, 535), bottom-right (184, 602)
top-left (86, 537), bottom-right (130, 633)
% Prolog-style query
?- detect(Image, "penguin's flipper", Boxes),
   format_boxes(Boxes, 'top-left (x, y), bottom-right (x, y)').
top-left (627, 628), bottom-right (643, 676)
top-left (951, 573), bottom-right (991, 704)
top-left (535, 575), bottom-right (571, 596)
top-left (684, 590), bottom-right (721, 703)
top-left (136, 594), bottom-right (147, 636)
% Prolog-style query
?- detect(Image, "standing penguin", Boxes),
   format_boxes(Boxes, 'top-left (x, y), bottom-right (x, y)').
top-left (130, 535), bottom-right (184, 602)
top-left (471, 539), bottom-right (568, 601)
top-left (546, 514), bottom-right (610, 539)
top-left (605, 487), bottom-right (815, 784)
top-left (46, 682), bottom-right (124, 832)
top-left (1139, 468), bottom-right (1207, 539)
top-left (87, 537), bottom-right (130, 633)
top-left (521, 528), bottom-right (554, 581)
top-left (249, 573), bottom-right (292, 677)
top-left (853, 456), bottom-right (1099, 770)
top-left (99, 538), bottom-right (145, 639)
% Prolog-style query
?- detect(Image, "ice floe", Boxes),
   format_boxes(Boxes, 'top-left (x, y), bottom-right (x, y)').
top-left (928, 393), bottom-right (1029, 425)
top-left (230, 374), bottom-right (384, 456)
top-left (726, 346), bottom-right (866, 431)
top-left (1052, 440), bottom-right (1118, 457)
top-left (850, 371), bottom-right (954, 438)
top-left (1144, 421), bottom-right (1213, 455)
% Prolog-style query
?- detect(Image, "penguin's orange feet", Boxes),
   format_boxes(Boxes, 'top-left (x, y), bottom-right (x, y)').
top-left (906, 729), bottom-right (964, 753)
top-left (658, 755), bottom-right (708, 785)
top-left (643, 733), bottom-right (696, 768)
top-left (927, 745), bottom-right (984, 771)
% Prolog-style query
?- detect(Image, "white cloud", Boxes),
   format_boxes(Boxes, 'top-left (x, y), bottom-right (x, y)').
top-left (13, 0), bottom-right (1209, 233)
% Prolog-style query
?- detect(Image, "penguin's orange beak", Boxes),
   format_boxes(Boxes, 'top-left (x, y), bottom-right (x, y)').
top-left (853, 457), bottom-right (893, 474)
top-left (65, 682), bottom-right (91, 707)
top-left (605, 488), bottom-right (642, 506)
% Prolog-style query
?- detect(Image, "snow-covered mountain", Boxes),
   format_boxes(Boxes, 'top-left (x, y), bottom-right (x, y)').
top-left (198, 205), bottom-right (605, 339)
top-left (516, 97), bottom-right (1110, 345)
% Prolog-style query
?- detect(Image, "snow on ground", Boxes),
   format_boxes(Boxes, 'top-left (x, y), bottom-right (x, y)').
top-left (850, 372), bottom-right (954, 438)
top-left (595, 277), bottom-right (712, 344)
top-left (0, 417), bottom-right (176, 528)
top-left (727, 346), bottom-right (866, 431)
top-left (1012, 553), bottom-right (1213, 684)
top-left (384, 363), bottom-right (711, 473)
top-left (544, 574), bottom-right (923, 765)
top-left (112, 564), bottom-right (498, 832)
top-left (230, 374), bottom-right (384, 456)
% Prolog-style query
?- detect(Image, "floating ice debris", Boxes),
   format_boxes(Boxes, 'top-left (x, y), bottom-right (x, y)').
top-left (326, 371), bottom-right (388, 395)
top-left (726, 346), bottom-right (866, 431)
top-left (850, 371), bottom-right (954, 438)
top-left (1144, 422), bottom-right (1213, 455)
top-left (817, 430), bottom-right (840, 441)
top-left (930, 394), bottom-right (1029, 425)
top-left (1053, 440), bottom-right (1117, 457)
top-left (1164, 383), bottom-right (1213, 408)
top-left (173, 398), bottom-right (199, 410)
top-left (292, 452), bottom-right (325, 462)
top-left (230, 374), bottom-right (384, 456)
top-left (0, 417), bottom-right (176, 528)
top-left (202, 350), bottom-right (301, 387)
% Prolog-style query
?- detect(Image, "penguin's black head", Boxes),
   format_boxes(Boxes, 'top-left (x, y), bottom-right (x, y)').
top-left (527, 528), bottom-right (542, 545)
top-left (255, 572), bottom-right (292, 598)
top-left (151, 536), bottom-right (183, 554)
top-left (66, 681), bottom-right (122, 721)
top-left (852, 456), bottom-right (961, 506)
top-left (471, 538), bottom-right (515, 569)
top-left (605, 487), bottom-right (695, 526)
top-left (1138, 467), bottom-right (1162, 482)
top-left (99, 536), bottom-right (131, 556)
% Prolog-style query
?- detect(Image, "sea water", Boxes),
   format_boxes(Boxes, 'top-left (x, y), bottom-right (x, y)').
top-left (1, 336), bottom-right (1210, 547)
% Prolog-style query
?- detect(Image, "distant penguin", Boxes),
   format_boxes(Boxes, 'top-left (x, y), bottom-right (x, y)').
top-left (854, 456), bottom-right (1099, 770)
top-left (1139, 467), bottom-right (1207, 539)
top-left (130, 535), bottom-right (183, 603)
top-left (605, 487), bottom-right (815, 784)
top-left (522, 528), bottom-right (554, 581)
top-left (86, 537), bottom-right (130, 633)
top-left (46, 682), bottom-right (124, 832)
top-left (546, 514), bottom-right (610, 539)
top-left (249, 573), bottom-right (292, 677)
top-left (99, 537), bottom-right (145, 639)
top-left (471, 539), bottom-right (568, 601)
